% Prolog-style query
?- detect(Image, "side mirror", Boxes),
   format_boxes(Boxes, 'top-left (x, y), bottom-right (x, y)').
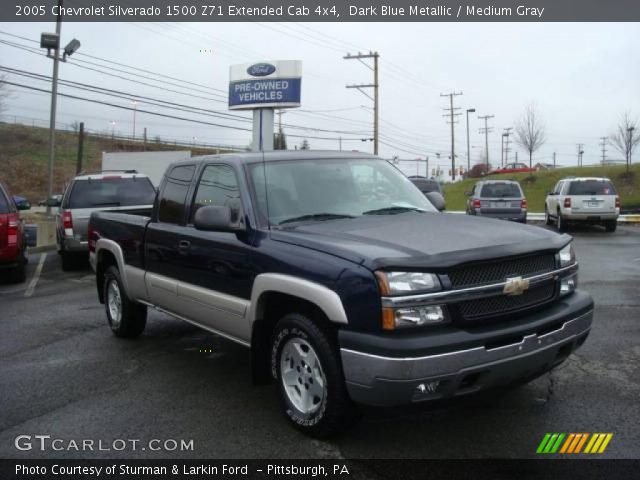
top-left (194, 205), bottom-right (245, 232)
top-left (425, 191), bottom-right (446, 212)
top-left (547, 191), bottom-right (555, 196)
top-left (16, 201), bottom-right (31, 210)
top-left (464, 191), bottom-right (472, 196)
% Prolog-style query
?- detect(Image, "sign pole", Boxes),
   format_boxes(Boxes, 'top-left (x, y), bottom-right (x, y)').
top-left (252, 108), bottom-right (274, 152)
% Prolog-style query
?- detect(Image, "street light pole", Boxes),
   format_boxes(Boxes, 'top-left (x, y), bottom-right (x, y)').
top-left (45, 0), bottom-right (63, 215)
top-left (466, 108), bottom-right (475, 173)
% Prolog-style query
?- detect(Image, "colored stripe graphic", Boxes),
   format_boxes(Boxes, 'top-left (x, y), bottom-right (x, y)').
top-left (541, 433), bottom-right (613, 454)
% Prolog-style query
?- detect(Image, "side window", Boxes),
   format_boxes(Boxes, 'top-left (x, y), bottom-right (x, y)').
top-left (553, 181), bottom-right (562, 194)
top-left (190, 164), bottom-right (241, 223)
top-left (560, 182), bottom-right (570, 195)
top-left (158, 165), bottom-right (195, 225)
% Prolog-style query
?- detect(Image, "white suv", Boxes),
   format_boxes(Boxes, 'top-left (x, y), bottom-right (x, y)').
top-left (545, 177), bottom-right (619, 232)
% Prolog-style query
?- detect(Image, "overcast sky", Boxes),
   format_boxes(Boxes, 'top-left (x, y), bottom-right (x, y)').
top-left (1, 21), bottom-right (639, 176)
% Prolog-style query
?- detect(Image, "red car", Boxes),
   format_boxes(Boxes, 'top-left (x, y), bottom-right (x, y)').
top-left (492, 162), bottom-right (536, 175)
top-left (0, 182), bottom-right (27, 283)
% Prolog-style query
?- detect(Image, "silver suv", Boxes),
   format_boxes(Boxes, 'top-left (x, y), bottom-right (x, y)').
top-left (545, 177), bottom-right (619, 232)
top-left (56, 171), bottom-right (156, 270)
top-left (465, 179), bottom-right (527, 223)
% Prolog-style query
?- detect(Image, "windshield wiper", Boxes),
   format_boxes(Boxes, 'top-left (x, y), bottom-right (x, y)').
top-left (363, 206), bottom-right (426, 215)
top-left (278, 213), bottom-right (356, 225)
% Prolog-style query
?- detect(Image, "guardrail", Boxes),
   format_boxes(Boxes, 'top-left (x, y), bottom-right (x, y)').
top-left (446, 212), bottom-right (640, 223)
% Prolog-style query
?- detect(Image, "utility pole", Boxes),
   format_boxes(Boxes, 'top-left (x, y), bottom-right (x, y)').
top-left (131, 100), bottom-right (138, 140)
top-left (425, 156), bottom-right (429, 178)
top-left (599, 136), bottom-right (608, 165)
top-left (466, 108), bottom-right (475, 172)
top-left (553, 152), bottom-right (556, 168)
top-left (503, 127), bottom-right (513, 166)
top-left (345, 51), bottom-right (379, 155)
top-left (143, 127), bottom-right (147, 151)
top-left (441, 91), bottom-right (463, 180)
top-left (478, 114), bottom-right (495, 169)
top-left (75, 122), bottom-right (84, 175)
top-left (577, 144), bottom-right (584, 167)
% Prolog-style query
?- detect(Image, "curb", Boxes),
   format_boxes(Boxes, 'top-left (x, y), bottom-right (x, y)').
top-left (27, 245), bottom-right (57, 254)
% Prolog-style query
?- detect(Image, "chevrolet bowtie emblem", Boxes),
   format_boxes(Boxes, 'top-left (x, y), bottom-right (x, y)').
top-left (503, 276), bottom-right (530, 296)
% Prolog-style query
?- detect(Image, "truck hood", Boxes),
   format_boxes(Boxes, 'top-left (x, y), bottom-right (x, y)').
top-left (270, 212), bottom-right (571, 270)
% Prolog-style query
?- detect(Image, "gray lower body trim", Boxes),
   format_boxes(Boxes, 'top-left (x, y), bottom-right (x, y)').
top-left (138, 300), bottom-right (251, 348)
top-left (341, 309), bottom-right (593, 406)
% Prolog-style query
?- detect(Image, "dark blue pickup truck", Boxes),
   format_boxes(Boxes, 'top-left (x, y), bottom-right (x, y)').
top-left (89, 151), bottom-right (593, 437)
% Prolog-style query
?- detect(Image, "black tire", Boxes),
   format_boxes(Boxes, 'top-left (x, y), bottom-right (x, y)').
top-left (271, 313), bottom-right (357, 438)
top-left (605, 220), bottom-right (617, 232)
top-left (544, 207), bottom-right (552, 225)
top-left (9, 252), bottom-right (27, 283)
top-left (60, 251), bottom-right (76, 271)
top-left (557, 211), bottom-right (567, 232)
top-left (103, 265), bottom-right (147, 338)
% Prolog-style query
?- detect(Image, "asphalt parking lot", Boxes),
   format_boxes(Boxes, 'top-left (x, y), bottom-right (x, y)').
top-left (1, 224), bottom-right (639, 460)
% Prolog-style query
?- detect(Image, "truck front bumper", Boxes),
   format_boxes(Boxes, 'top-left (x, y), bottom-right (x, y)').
top-left (339, 290), bottom-right (593, 406)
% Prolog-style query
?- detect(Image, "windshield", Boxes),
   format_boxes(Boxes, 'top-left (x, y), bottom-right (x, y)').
top-left (568, 180), bottom-right (616, 196)
top-left (248, 158), bottom-right (436, 225)
top-left (480, 183), bottom-right (522, 198)
top-left (0, 188), bottom-right (9, 214)
top-left (67, 177), bottom-right (156, 209)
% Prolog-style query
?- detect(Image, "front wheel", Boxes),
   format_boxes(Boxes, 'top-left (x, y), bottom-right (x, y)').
top-left (103, 266), bottom-right (147, 338)
top-left (271, 313), bottom-right (357, 438)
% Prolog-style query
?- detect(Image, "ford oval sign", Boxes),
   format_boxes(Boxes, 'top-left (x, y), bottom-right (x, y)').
top-left (247, 63), bottom-right (276, 77)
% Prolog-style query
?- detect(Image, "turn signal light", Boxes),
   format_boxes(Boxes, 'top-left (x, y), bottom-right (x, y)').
top-left (521, 199), bottom-right (528, 209)
top-left (615, 196), bottom-right (620, 208)
top-left (63, 210), bottom-right (73, 229)
top-left (564, 198), bottom-right (571, 208)
top-left (472, 199), bottom-right (481, 209)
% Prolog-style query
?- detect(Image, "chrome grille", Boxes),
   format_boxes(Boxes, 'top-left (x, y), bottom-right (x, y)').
top-left (457, 283), bottom-right (556, 322)
top-left (448, 254), bottom-right (556, 289)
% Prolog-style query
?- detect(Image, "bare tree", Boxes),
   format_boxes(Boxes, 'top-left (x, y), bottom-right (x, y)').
top-left (609, 112), bottom-right (640, 173)
top-left (0, 73), bottom-right (8, 114)
top-left (515, 104), bottom-right (546, 168)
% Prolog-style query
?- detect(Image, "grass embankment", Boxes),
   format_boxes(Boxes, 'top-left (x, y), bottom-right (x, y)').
top-left (0, 123), bottom-right (231, 202)
top-left (443, 165), bottom-right (640, 212)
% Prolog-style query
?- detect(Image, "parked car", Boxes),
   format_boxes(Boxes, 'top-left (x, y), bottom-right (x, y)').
top-left (89, 151), bottom-right (592, 437)
top-left (545, 177), bottom-right (619, 232)
top-left (56, 170), bottom-right (156, 270)
top-left (39, 194), bottom-right (62, 207)
top-left (466, 179), bottom-right (527, 223)
top-left (0, 182), bottom-right (27, 282)
top-left (409, 177), bottom-right (446, 210)
top-left (492, 163), bottom-right (536, 174)
top-left (13, 195), bottom-right (31, 210)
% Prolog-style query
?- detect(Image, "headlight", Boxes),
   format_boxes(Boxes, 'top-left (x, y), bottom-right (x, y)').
top-left (382, 305), bottom-right (448, 330)
top-left (559, 242), bottom-right (576, 267)
top-left (376, 271), bottom-right (441, 295)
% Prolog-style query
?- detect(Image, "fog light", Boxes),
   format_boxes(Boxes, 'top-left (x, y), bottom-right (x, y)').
top-left (560, 276), bottom-right (577, 296)
top-left (416, 380), bottom-right (441, 395)
top-left (394, 305), bottom-right (446, 328)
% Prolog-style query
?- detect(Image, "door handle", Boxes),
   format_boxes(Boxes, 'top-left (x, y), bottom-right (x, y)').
top-left (178, 240), bottom-right (191, 253)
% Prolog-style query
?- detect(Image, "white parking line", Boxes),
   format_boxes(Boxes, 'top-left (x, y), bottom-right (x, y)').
top-left (24, 252), bottom-right (47, 298)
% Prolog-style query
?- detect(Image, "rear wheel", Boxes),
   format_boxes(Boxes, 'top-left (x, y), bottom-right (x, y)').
top-left (605, 220), bottom-right (617, 232)
top-left (544, 207), bottom-right (552, 225)
top-left (9, 250), bottom-right (27, 283)
top-left (271, 313), bottom-right (357, 438)
top-left (103, 265), bottom-right (147, 338)
top-left (60, 251), bottom-right (77, 271)
top-left (556, 211), bottom-right (567, 232)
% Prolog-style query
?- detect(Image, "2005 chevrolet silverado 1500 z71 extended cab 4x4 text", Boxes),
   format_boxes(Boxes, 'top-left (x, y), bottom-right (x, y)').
top-left (89, 151), bottom-right (593, 437)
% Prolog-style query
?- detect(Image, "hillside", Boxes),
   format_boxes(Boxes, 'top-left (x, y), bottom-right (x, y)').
top-left (443, 165), bottom-right (640, 213)
top-left (0, 123), bottom-right (234, 202)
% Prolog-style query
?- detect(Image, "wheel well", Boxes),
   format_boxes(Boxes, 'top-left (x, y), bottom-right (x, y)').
top-left (250, 292), bottom-right (333, 385)
top-left (96, 250), bottom-right (117, 304)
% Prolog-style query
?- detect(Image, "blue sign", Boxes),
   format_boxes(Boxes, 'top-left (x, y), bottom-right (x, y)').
top-left (229, 78), bottom-right (301, 109)
top-left (247, 63), bottom-right (276, 77)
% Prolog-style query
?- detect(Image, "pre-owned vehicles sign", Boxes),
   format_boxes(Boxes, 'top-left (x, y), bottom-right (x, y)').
top-left (228, 60), bottom-right (302, 110)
